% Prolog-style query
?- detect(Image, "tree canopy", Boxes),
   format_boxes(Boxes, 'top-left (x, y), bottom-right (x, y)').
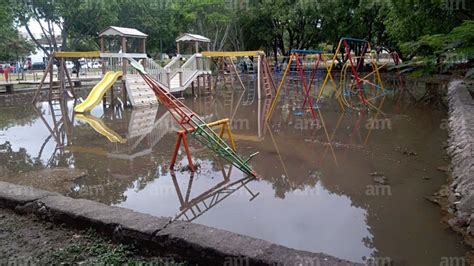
top-left (0, 3), bottom-right (34, 61)
top-left (1, 0), bottom-right (471, 73)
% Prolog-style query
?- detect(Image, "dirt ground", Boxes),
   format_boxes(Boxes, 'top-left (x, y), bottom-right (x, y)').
top-left (0, 208), bottom-right (184, 265)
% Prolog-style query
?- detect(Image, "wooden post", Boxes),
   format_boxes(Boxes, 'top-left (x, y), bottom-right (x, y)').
top-left (257, 54), bottom-right (261, 99)
top-left (177, 42), bottom-right (180, 54)
top-left (49, 56), bottom-right (53, 98)
top-left (100, 36), bottom-right (106, 75)
top-left (195, 41), bottom-right (199, 53)
top-left (58, 57), bottom-right (65, 100)
top-left (63, 61), bottom-right (75, 98)
top-left (141, 38), bottom-right (146, 53)
top-left (121, 36), bottom-right (128, 107)
top-left (5, 84), bottom-right (14, 94)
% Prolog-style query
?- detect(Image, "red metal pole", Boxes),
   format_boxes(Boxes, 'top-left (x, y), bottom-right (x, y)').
top-left (303, 54), bottom-right (321, 108)
top-left (170, 132), bottom-right (183, 169)
top-left (343, 40), bottom-right (367, 105)
top-left (181, 132), bottom-right (195, 171)
top-left (295, 54), bottom-right (318, 120)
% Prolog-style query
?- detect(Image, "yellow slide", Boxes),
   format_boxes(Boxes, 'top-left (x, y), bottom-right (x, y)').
top-left (74, 71), bottom-right (123, 113)
top-left (76, 114), bottom-right (126, 143)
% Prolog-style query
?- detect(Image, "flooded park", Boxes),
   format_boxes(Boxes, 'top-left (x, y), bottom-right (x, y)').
top-left (0, 0), bottom-right (473, 264)
top-left (0, 73), bottom-right (470, 264)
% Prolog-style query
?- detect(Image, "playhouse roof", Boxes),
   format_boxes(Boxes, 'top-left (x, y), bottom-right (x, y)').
top-left (176, 33), bottom-right (210, 43)
top-left (99, 26), bottom-right (148, 38)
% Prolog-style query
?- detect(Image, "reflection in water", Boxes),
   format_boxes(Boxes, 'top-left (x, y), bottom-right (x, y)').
top-left (170, 166), bottom-right (259, 222)
top-left (0, 77), bottom-right (467, 264)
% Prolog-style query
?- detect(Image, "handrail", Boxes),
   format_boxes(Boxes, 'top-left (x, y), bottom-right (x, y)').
top-left (181, 54), bottom-right (199, 87)
top-left (143, 58), bottom-right (168, 87)
top-left (121, 53), bottom-right (211, 91)
top-left (164, 54), bottom-right (182, 78)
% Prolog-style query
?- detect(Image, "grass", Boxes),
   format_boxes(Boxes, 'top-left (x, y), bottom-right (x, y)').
top-left (44, 229), bottom-right (187, 265)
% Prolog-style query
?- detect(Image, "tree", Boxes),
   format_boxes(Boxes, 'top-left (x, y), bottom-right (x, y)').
top-left (384, 0), bottom-right (459, 59)
top-left (172, 0), bottom-right (233, 51)
top-left (115, 0), bottom-right (177, 56)
top-left (14, 0), bottom-right (119, 55)
top-left (400, 20), bottom-right (474, 74)
top-left (0, 3), bottom-right (34, 61)
top-left (239, 0), bottom-right (326, 60)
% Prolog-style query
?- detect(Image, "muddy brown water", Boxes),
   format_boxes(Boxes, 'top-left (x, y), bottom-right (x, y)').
top-left (0, 77), bottom-right (468, 264)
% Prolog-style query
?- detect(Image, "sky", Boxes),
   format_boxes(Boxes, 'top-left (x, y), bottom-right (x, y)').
top-left (19, 19), bottom-right (61, 39)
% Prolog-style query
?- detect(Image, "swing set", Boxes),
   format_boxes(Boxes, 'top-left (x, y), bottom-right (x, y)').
top-left (318, 37), bottom-right (388, 112)
top-left (266, 49), bottom-right (343, 121)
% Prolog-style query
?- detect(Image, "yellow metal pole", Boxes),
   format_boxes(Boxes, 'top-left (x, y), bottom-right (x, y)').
top-left (318, 39), bottom-right (342, 102)
top-left (207, 118), bottom-right (229, 128)
top-left (219, 123), bottom-right (226, 138)
top-left (266, 53), bottom-right (294, 122)
top-left (317, 108), bottom-right (338, 167)
top-left (206, 118), bottom-right (237, 151)
top-left (321, 53), bottom-right (344, 111)
top-left (225, 123), bottom-right (237, 151)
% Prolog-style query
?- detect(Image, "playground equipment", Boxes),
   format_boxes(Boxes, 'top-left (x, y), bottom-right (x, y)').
top-left (266, 49), bottom-right (343, 122)
top-left (318, 37), bottom-right (386, 111)
top-left (32, 26), bottom-right (156, 108)
top-left (128, 58), bottom-right (258, 177)
top-left (31, 51), bottom-right (93, 103)
top-left (34, 27), bottom-right (213, 110)
top-left (202, 51), bottom-right (276, 100)
top-left (74, 71), bottom-right (123, 113)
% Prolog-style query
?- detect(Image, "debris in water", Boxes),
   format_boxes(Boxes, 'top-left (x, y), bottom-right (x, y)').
top-left (402, 149), bottom-right (418, 156)
top-left (371, 172), bottom-right (388, 185)
top-left (437, 166), bottom-right (449, 173)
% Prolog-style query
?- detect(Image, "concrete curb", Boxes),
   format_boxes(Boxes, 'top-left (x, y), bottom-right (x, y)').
top-left (0, 181), bottom-right (360, 265)
top-left (447, 80), bottom-right (474, 236)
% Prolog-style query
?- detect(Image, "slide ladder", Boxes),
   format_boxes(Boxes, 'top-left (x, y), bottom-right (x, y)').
top-left (260, 56), bottom-right (276, 98)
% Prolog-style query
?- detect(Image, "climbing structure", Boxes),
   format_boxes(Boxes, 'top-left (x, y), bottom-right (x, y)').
top-left (266, 49), bottom-right (340, 121)
top-left (127, 58), bottom-right (258, 177)
top-left (202, 51), bottom-right (275, 99)
top-left (318, 37), bottom-right (386, 111)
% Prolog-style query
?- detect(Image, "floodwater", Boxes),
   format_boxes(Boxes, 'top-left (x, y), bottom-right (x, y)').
top-left (0, 75), bottom-right (468, 265)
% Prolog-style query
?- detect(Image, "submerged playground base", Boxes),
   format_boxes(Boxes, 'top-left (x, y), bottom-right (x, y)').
top-left (0, 181), bottom-right (359, 265)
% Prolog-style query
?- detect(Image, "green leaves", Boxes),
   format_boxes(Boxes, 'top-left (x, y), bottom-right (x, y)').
top-left (0, 3), bottom-right (35, 61)
top-left (399, 20), bottom-right (473, 74)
